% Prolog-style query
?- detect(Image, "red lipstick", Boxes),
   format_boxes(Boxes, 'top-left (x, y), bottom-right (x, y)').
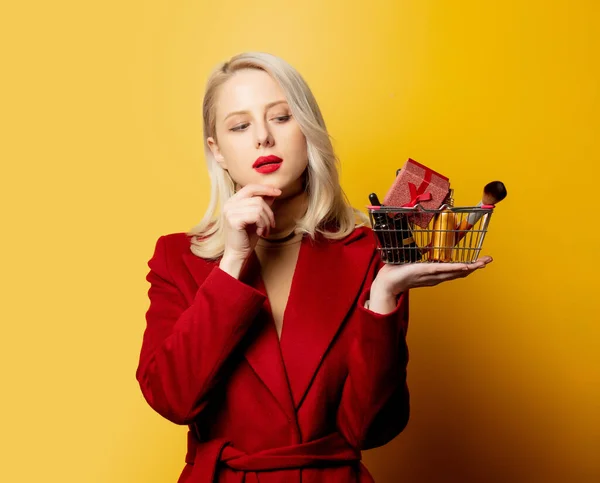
top-left (255, 163), bottom-right (282, 174)
top-left (253, 155), bottom-right (283, 174)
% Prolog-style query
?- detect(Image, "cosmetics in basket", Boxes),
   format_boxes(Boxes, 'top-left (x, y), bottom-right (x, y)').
top-left (430, 189), bottom-right (456, 262)
top-left (368, 193), bottom-right (394, 263)
top-left (392, 212), bottom-right (423, 263)
top-left (454, 181), bottom-right (507, 243)
top-left (378, 167), bottom-right (423, 263)
top-left (369, 192), bottom-right (422, 263)
top-left (391, 167), bottom-right (422, 262)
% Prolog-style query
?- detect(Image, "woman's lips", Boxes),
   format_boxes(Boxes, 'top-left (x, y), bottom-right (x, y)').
top-left (253, 154), bottom-right (283, 167)
top-left (254, 162), bottom-right (282, 174)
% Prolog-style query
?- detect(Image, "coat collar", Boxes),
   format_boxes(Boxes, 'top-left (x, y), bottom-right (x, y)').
top-left (181, 226), bottom-right (375, 418)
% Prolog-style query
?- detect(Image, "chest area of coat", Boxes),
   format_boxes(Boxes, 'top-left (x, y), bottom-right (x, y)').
top-left (254, 242), bottom-right (301, 339)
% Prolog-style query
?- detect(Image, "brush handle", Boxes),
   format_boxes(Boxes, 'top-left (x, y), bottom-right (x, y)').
top-left (455, 204), bottom-right (494, 245)
top-left (466, 201), bottom-right (484, 226)
top-left (454, 218), bottom-right (474, 245)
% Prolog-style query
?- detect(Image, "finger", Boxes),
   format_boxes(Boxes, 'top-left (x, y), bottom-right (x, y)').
top-left (263, 195), bottom-right (279, 207)
top-left (257, 224), bottom-right (270, 237)
top-left (257, 210), bottom-right (271, 235)
top-left (434, 260), bottom-right (488, 273)
top-left (260, 198), bottom-right (276, 228)
top-left (240, 206), bottom-right (270, 231)
top-left (248, 198), bottom-right (275, 228)
top-left (228, 206), bottom-right (269, 235)
top-left (235, 184), bottom-right (282, 200)
top-left (232, 200), bottom-right (271, 225)
top-left (426, 263), bottom-right (487, 283)
top-left (423, 262), bottom-right (473, 274)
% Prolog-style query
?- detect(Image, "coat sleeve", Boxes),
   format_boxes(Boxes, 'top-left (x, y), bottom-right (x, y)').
top-left (336, 255), bottom-right (410, 450)
top-left (135, 235), bottom-right (267, 425)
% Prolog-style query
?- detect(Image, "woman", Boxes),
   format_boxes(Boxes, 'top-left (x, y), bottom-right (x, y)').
top-left (135, 52), bottom-right (492, 483)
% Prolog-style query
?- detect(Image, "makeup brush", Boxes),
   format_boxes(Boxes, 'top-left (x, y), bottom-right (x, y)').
top-left (455, 181), bottom-right (507, 243)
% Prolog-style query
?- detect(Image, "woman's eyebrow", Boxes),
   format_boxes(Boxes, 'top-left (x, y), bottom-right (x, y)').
top-left (223, 100), bottom-right (288, 121)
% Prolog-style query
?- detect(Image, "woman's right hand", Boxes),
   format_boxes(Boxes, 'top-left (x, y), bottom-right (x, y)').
top-left (221, 184), bottom-right (282, 262)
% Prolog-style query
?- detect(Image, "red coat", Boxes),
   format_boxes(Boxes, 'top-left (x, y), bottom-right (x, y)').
top-left (136, 226), bottom-right (410, 483)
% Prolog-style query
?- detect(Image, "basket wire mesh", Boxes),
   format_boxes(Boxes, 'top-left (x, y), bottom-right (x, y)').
top-left (368, 204), bottom-right (493, 264)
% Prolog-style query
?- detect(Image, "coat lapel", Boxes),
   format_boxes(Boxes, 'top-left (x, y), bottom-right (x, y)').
top-left (279, 228), bottom-right (375, 410)
top-left (181, 245), bottom-right (296, 422)
top-left (180, 226), bottom-right (376, 416)
top-left (237, 254), bottom-right (297, 423)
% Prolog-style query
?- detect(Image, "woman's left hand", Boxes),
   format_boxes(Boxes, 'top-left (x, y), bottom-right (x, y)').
top-left (372, 256), bottom-right (494, 298)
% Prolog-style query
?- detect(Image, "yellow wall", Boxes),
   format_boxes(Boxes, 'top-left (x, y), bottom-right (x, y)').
top-left (2, 1), bottom-right (598, 482)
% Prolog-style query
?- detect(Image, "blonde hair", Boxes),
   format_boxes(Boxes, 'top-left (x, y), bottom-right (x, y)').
top-left (187, 51), bottom-right (369, 260)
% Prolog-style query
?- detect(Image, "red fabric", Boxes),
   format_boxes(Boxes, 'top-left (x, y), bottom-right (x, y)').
top-left (136, 226), bottom-right (410, 482)
top-left (183, 431), bottom-right (367, 483)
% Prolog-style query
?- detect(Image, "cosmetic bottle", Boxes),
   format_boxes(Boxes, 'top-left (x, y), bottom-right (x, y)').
top-left (369, 193), bottom-right (394, 263)
top-left (430, 189), bottom-right (456, 262)
top-left (391, 212), bottom-right (422, 263)
top-left (390, 168), bottom-right (422, 263)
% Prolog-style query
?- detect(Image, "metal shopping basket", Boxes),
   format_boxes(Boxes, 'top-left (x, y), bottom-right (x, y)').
top-left (367, 203), bottom-right (494, 264)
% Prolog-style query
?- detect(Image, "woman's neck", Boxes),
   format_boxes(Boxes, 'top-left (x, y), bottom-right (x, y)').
top-left (268, 188), bottom-right (309, 238)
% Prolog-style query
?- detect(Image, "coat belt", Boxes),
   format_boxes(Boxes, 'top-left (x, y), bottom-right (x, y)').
top-left (184, 430), bottom-right (368, 482)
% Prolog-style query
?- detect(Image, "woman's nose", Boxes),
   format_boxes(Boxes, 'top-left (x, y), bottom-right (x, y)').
top-left (255, 123), bottom-right (274, 148)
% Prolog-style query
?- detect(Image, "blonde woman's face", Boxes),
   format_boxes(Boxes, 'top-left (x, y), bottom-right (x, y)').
top-left (207, 69), bottom-right (308, 196)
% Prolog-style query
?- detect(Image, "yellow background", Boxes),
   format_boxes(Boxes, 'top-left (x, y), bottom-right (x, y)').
top-left (2, 1), bottom-right (598, 482)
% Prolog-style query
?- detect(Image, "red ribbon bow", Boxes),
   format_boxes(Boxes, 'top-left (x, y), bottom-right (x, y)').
top-left (402, 168), bottom-right (433, 207)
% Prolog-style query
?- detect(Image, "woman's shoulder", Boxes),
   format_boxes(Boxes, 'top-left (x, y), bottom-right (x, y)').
top-left (149, 232), bottom-right (202, 263)
top-left (326, 224), bottom-right (375, 247)
top-left (351, 224), bottom-right (375, 240)
top-left (153, 231), bottom-right (194, 249)
top-left (315, 224), bottom-right (378, 261)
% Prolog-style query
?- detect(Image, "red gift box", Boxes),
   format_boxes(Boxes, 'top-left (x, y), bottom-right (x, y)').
top-left (383, 158), bottom-right (450, 228)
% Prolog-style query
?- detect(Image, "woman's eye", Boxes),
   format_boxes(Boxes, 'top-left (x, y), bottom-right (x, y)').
top-left (229, 115), bottom-right (291, 132)
top-left (230, 123), bottom-right (249, 132)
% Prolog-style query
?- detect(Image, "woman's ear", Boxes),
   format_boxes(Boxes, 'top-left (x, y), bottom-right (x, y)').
top-left (207, 137), bottom-right (228, 169)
